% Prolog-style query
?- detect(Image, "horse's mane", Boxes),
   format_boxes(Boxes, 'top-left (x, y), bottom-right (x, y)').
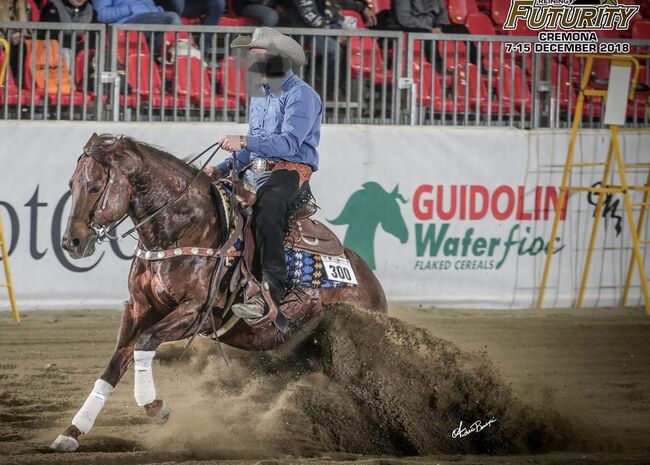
top-left (88, 134), bottom-right (200, 176)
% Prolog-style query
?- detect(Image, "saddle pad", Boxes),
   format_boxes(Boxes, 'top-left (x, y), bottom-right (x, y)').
top-left (285, 249), bottom-right (356, 289)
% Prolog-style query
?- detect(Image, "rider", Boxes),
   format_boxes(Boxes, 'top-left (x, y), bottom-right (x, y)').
top-left (208, 27), bottom-right (322, 321)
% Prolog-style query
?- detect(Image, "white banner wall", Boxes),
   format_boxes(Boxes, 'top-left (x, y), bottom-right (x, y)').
top-left (0, 121), bottom-right (648, 310)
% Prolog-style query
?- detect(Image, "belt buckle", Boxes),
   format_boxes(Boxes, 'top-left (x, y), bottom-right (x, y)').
top-left (251, 158), bottom-right (268, 173)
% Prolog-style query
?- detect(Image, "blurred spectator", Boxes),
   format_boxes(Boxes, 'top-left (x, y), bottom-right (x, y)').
top-left (285, 0), bottom-right (345, 94)
top-left (234, 0), bottom-right (280, 27)
top-left (92, 0), bottom-right (180, 24)
top-left (155, 0), bottom-right (224, 26)
top-left (376, 0), bottom-right (451, 31)
top-left (376, 0), bottom-right (477, 68)
top-left (93, 0), bottom-right (180, 58)
top-left (156, 0), bottom-right (224, 55)
top-left (40, 0), bottom-right (95, 68)
top-left (340, 0), bottom-right (376, 27)
top-left (1, 0), bottom-right (35, 86)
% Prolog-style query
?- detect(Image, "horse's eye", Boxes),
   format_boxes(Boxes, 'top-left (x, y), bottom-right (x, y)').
top-left (89, 186), bottom-right (101, 194)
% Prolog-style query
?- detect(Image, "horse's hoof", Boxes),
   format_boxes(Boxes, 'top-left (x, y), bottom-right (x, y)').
top-left (145, 399), bottom-right (170, 424)
top-left (49, 434), bottom-right (79, 452)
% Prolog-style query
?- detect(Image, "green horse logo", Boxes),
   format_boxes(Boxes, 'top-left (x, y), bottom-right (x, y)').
top-left (328, 182), bottom-right (409, 269)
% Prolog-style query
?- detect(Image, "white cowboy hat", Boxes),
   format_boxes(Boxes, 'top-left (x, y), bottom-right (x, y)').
top-left (231, 27), bottom-right (306, 68)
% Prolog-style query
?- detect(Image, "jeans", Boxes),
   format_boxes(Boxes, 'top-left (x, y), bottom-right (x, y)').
top-left (253, 169), bottom-right (301, 304)
top-left (241, 4), bottom-right (279, 26)
top-left (165, 0), bottom-right (224, 25)
top-left (125, 12), bottom-right (181, 56)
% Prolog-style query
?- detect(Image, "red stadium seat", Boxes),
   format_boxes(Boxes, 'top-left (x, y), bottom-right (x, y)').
top-left (219, 15), bottom-right (258, 26)
top-left (372, 0), bottom-right (392, 14)
top-left (217, 56), bottom-right (248, 106)
top-left (491, 0), bottom-right (511, 28)
top-left (116, 31), bottom-right (151, 65)
top-left (342, 9), bottom-right (366, 29)
top-left (23, 39), bottom-right (94, 106)
top-left (454, 62), bottom-right (491, 112)
top-left (174, 55), bottom-right (237, 109)
top-left (632, 19), bottom-right (650, 39)
top-left (448, 0), bottom-right (479, 25)
top-left (221, 0), bottom-right (258, 26)
top-left (507, 21), bottom-right (535, 36)
top-left (496, 63), bottom-right (532, 113)
top-left (0, 49), bottom-right (43, 106)
top-left (465, 12), bottom-right (497, 35)
top-left (25, 0), bottom-right (40, 21)
top-left (550, 61), bottom-right (573, 110)
top-left (349, 36), bottom-right (393, 84)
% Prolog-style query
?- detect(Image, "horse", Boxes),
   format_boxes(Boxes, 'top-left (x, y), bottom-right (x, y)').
top-left (50, 134), bottom-right (387, 452)
top-left (329, 182), bottom-right (409, 270)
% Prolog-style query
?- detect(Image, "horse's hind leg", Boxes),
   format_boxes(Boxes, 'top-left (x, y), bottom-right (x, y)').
top-left (50, 300), bottom-right (151, 452)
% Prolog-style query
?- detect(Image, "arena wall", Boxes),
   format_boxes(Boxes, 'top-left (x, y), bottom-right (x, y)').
top-left (0, 121), bottom-right (648, 310)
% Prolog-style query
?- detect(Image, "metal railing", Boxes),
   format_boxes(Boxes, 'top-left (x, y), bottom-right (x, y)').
top-left (0, 22), bottom-right (105, 121)
top-left (406, 33), bottom-right (650, 129)
top-left (107, 24), bottom-right (403, 124)
top-left (1, 21), bottom-right (649, 128)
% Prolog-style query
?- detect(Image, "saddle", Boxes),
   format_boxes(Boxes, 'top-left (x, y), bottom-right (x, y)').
top-left (230, 176), bottom-right (344, 256)
top-left (211, 175), bottom-right (343, 331)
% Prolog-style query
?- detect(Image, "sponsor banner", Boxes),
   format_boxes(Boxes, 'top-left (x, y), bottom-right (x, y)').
top-left (0, 121), bottom-right (647, 309)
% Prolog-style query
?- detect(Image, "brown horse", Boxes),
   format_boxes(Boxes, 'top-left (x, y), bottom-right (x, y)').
top-left (50, 134), bottom-right (386, 452)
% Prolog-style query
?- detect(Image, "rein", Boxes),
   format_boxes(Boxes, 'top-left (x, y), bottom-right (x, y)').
top-left (93, 141), bottom-right (223, 243)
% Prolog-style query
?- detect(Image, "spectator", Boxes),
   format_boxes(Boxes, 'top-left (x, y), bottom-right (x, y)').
top-left (284, 0), bottom-right (345, 95)
top-left (1, 0), bottom-right (35, 87)
top-left (155, 0), bottom-right (224, 56)
top-left (376, 0), bottom-right (452, 31)
top-left (155, 0), bottom-right (224, 26)
top-left (376, 0), bottom-right (478, 69)
top-left (340, 0), bottom-right (376, 27)
top-left (92, 0), bottom-right (180, 24)
top-left (233, 1), bottom-right (280, 27)
top-left (92, 0), bottom-right (180, 57)
top-left (40, 0), bottom-right (95, 68)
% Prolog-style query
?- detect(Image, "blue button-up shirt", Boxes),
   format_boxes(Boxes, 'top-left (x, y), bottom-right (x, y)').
top-left (218, 70), bottom-right (322, 174)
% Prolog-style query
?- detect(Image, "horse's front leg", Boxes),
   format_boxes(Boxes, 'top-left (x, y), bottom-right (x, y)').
top-left (131, 301), bottom-right (207, 423)
top-left (50, 300), bottom-right (152, 452)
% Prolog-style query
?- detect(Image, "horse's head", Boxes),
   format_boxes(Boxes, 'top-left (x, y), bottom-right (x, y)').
top-left (373, 183), bottom-right (409, 244)
top-left (62, 133), bottom-right (136, 259)
top-left (329, 181), bottom-right (409, 243)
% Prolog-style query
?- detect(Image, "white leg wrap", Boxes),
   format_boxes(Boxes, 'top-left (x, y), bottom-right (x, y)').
top-left (133, 350), bottom-right (157, 407)
top-left (71, 379), bottom-right (114, 434)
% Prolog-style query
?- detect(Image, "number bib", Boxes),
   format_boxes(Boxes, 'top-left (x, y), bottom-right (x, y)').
top-left (321, 255), bottom-right (358, 285)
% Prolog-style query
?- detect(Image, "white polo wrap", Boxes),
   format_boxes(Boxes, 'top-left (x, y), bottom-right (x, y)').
top-left (133, 350), bottom-right (157, 406)
top-left (71, 378), bottom-right (114, 434)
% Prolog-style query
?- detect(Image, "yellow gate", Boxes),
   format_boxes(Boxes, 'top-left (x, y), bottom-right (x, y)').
top-left (536, 54), bottom-right (649, 315)
top-left (0, 211), bottom-right (19, 323)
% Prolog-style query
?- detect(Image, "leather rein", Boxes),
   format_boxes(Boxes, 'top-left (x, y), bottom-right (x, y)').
top-left (85, 140), bottom-right (224, 248)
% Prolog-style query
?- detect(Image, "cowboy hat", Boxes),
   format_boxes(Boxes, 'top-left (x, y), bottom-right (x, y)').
top-left (231, 27), bottom-right (306, 68)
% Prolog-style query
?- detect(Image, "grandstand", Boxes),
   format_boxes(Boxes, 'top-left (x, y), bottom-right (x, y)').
top-left (0, 0), bottom-right (649, 127)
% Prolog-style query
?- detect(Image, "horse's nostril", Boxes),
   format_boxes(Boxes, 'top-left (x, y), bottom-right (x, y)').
top-left (71, 238), bottom-right (80, 248)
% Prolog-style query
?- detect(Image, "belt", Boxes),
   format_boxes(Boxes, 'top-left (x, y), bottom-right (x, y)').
top-left (250, 158), bottom-right (278, 173)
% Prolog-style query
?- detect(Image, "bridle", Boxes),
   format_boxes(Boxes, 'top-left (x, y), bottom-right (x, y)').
top-left (79, 138), bottom-right (224, 244)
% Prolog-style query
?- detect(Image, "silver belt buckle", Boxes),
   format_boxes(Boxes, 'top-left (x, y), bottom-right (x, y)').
top-left (251, 158), bottom-right (268, 173)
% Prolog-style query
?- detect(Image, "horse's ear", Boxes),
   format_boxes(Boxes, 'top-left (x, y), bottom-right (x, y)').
top-left (390, 184), bottom-right (408, 203)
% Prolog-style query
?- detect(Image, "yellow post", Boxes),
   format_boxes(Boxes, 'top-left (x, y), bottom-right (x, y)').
top-left (622, 169), bottom-right (650, 307)
top-left (536, 56), bottom-right (594, 310)
top-left (0, 38), bottom-right (9, 87)
top-left (610, 125), bottom-right (650, 314)
top-left (0, 211), bottom-right (19, 323)
top-left (576, 139), bottom-right (615, 308)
